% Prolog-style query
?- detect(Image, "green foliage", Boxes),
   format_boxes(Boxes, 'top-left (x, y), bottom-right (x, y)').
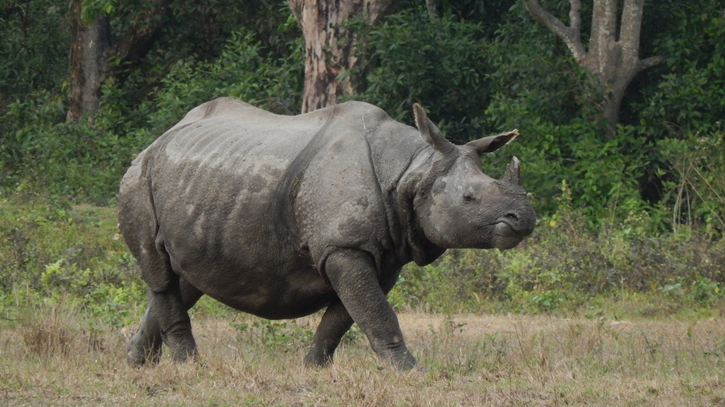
top-left (0, 91), bottom-right (139, 204)
top-left (0, 201), bottom-right (144, 327)
top-left (230, 319), bottom-right (315, 352)
top-left (80, 0), bottom-right (116, 22)
top-left (639, 0), bottom-right (725, 138)
top-left (485, 112), bottom-right (650, 221)
top-left (657, 130), bottom-right (725, 237)
top-left (354, 9), bottom-right (493, 141)
top-left (229, 318), bottom-right (361, 353)
top-left (0, 0), bottom-right (69, 106)
top-left (0, 2), bottom-right (303, 202)
top-left (485, 3), bottom-right (593, 127)
top-left (88, 0), bottom-right (299, 108)
top-left (141, 30), bottom-right (303, 134)
top-left (0, 29), bottom-right (303, 203)
top-left (477, 3), bottom-right (653, 222)
top-left (352, 3), bottom-right (660, 225)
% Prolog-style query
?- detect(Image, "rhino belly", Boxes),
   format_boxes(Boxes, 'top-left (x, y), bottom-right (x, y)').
top-left (167, 239), bottom-right (337, 319)
top-left (153, 173), bottom-right (337, 319)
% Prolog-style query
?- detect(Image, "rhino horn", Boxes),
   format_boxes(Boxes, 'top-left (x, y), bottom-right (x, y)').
top-left (413, 104), bottom-right (455, 155)
top-left (465, 129), bottom-right (518, 155)
top-left (501, 156), bottom-right (522, 185)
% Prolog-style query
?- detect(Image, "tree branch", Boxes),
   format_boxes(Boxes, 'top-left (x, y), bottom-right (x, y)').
top-left (622, 0), bottom-right (662, 73)
top-left (620, 0), bottom-right (645, 62)
top-left (522, 0), bottom-right (586, 62)
top-left (568, 0), bottom-right (582, 31)
top-left (638, 55), bottom-right (664, 71)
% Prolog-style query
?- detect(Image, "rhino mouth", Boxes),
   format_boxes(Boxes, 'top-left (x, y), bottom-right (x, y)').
top-left (491, 221), bottom-right (526, 249)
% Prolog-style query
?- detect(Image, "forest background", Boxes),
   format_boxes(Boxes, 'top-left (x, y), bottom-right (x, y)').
top-left (1, 0), bottom-right (725, 324)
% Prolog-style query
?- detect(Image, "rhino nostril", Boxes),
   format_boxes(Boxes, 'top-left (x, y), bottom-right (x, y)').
top-left (504, 212), bottom-right (519, 223)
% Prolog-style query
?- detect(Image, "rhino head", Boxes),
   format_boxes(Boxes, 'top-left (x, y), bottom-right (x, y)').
top-left (411, 104), bottom-right (536, 252)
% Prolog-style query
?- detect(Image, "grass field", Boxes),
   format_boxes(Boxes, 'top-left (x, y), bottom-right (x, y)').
top-left (2, 201), bottom-right (725, 405)
top-left (2, 307), bottom-right (724, 406)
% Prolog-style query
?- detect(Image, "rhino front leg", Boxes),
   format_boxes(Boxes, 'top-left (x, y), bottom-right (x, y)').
top-left (304, 300), bottom-right (354, 367)
top-left (323, 249), bottom-right (417, 370)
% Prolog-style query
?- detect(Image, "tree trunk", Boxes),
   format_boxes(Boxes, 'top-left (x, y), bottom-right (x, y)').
top-left (67, 0), bottom-right (111, 122)
top-left (288, 0), bottom-right (399, 113)
top-left (522, 0), bottom-right (663, 131)
top-left (66, 0), bottom-right (171, 122)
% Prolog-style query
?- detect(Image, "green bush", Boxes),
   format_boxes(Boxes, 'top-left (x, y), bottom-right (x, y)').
top-left (0, 0), bottom-right (69, 106)
top-left (0, 201), bottom-right (144, 327)
top-left (638, 0), bottom-right (725, 139)
top-left (0, 29), bottom-right (303, 204)
top-left (139, 30), bottom-right (303, 135)
top-left (0, 91), bottom-right (139, 204)
top-left (657, 130), bottom-right (725, 237)
top-left (354, 9), bottom-right (493, 141)
top-left (352, 5), bottom-right (659, 226)
top-left (230, 319), bottom-right (315, 353)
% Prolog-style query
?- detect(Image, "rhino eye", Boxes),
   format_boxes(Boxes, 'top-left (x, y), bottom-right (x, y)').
top-left (462, 192), bottom-right (476, 202)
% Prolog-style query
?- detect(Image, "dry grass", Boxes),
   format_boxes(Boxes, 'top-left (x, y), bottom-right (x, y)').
top-left (2, 310), bottom-right (725, 406)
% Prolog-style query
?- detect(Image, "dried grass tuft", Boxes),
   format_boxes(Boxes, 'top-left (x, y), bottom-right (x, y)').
top-left (19, 298), bottom-right (80, 357)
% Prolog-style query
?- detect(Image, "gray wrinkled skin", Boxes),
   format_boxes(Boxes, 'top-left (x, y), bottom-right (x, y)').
top-left (119, 97), bottom-right (536, 370)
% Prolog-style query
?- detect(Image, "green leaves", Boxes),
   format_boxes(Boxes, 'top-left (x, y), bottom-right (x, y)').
top-left (353, 9), bottom-right (491, 140)
top-left (657, 131), bottom-right (725, 236)
top-left (80, 0), bottom-right (116, 23)
top-left (0, 0), bottom-right (68, 100)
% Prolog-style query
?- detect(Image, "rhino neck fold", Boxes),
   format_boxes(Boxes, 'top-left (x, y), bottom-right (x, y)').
top-left (393, 148), bottom-right (449, 266)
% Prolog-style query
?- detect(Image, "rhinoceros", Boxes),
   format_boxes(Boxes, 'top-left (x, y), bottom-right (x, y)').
top-left (119, 97), bottom-right (535, 370)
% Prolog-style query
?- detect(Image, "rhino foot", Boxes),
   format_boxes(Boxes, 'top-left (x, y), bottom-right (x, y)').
top-left (127, 326), bottom-right (162, 366)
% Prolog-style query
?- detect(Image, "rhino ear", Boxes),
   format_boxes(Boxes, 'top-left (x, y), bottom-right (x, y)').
top-left (413, 104), bottom-right (455, 155)
top-left (466, 130), bottom-right (519, 155)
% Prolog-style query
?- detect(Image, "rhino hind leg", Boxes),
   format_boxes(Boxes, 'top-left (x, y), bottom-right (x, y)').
top-left (304, 300), bottom-right (354, 367)
top-left (128, 276), bottom-right (203, 366)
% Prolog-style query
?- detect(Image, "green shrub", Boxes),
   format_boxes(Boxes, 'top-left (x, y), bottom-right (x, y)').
top-left (0, 29), bottom-right (304, 204)
top-left (657, 130), bottom-right (725, 237)
top-left (230, 319), bottom-right (314, 353)
top-left (137, 29), bottom-right (303, 140)
top-left (353, 9), bottom-right (493, 141)
top-left (0, 0), bottom-right (69, 106)
top-left (0, 202), bottom-right (144, 327)
top-left (639, 0), bottom-right (725, 139)
top-left (0, 91), bottom-right (139, 204)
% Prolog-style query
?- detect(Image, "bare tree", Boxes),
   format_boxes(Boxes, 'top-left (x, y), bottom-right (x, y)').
top-left (66, 0), bottom-right (171, 122)
top-left (288, 0), bottom-right (399, 113)
top-left (522, 0), bottom-right (663, 130)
